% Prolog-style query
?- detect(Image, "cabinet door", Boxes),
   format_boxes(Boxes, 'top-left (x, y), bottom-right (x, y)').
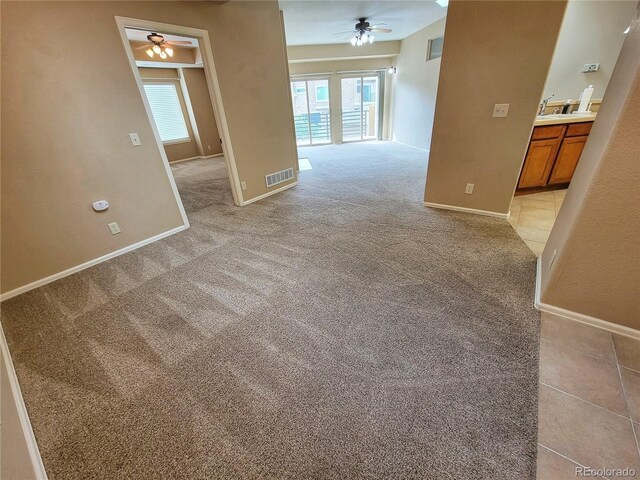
top-left (548, 135), bottom-right (588, 185)
top-left (518, 138), bottom-right (562, 189)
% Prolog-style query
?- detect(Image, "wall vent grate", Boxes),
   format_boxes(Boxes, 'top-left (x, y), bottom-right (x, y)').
top-left (265, 168), bottom-right (294, 188)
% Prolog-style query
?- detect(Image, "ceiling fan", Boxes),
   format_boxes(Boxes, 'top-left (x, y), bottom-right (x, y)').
top-left (138, 32), bottom-right (193, 59)
top-left (333, 18), bottom-right (393, 46)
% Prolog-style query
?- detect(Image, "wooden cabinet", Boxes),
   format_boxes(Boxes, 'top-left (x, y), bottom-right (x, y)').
top-left (516, 121), bottom-right (592, 194)
top-left (548, 135), bottom-right (588, 185)
top-left (518, 138), bottom-right (563, 188)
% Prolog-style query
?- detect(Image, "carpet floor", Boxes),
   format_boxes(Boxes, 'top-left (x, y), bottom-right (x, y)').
top-left (2, 142), bottom-right (540, 479)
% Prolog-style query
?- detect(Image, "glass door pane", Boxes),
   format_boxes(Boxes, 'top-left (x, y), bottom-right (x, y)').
top-left (306, 79), bottom-right (331, 145)
top-left (341, 77), bottom-right (362, 142)
top-left (291, 80), bottom-right (311, 146)
top-left (361, 76), bottom-right (379, 140)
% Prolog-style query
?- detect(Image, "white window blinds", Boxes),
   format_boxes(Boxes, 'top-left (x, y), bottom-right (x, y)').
top-left (143, 83), bottom-right (190, 143)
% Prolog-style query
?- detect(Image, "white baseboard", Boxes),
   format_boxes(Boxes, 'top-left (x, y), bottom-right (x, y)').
top-left (242, 181), bottom-right (297, 206)
top-left (0, 327), bottom-right (48, 479)
top-left (423, 202), bottom-right (509, 219)
top-left (535, 258), bottom-right (640, 340)
top-left (0, 225), bottom-right (187, 302)
top-left (169, 153), bottom-right (224, 165)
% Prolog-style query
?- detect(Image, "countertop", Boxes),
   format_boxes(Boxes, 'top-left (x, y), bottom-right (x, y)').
top-left (534, 113), bottom-right (597, 126)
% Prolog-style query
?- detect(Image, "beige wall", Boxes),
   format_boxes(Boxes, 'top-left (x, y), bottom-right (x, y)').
top-left (424, 1), bottom-right (567, 214)
top-left (539, 9), bottom-right (640, 330)
top-left (138, 67), bottom-right (223, 162)
top-left (392, 17), bottom-right (446, 150)
top-left (182, 68), bottom-right (223, 158)
top-left (543, 0), bottom-right (637, 101)
top-left (1, 1), bottom-right (296, 294)
top-left (138, 67), bottom-right (201, 162)
top-left (287, 41), bottom-right (400, 64)
top-left (1, 349), bottom-right (38, 479)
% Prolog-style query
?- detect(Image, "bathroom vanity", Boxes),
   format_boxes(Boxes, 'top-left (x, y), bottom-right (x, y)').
top-left (515, 114), bottom-right (596, 195)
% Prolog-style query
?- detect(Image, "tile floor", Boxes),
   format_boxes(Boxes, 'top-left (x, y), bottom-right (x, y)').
top-left (537, 312), bottom-right (640, 479)
top-left (509, 189), bottom-right (567, 256)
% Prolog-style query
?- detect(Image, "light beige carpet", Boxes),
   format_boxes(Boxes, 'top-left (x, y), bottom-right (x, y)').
top-left (2, 142), bottom-right (540, 479)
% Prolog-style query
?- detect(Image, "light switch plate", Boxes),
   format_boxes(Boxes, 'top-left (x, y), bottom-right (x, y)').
top-left (129, 133), bottom-right (141, 146)
top-left (492, 104), bottom-right (509, 118)
top-left (465, 183), bottom-right (474, 194)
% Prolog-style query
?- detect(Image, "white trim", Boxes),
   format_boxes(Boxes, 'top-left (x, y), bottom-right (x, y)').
top-left (241, 182), bottom-right (297, 206)
top-left (535, 258), bottom-right (640, 340)
top-left (177, 68), bottom-right (204, 157)
top-left (423, 202), bottom-right (509, 219)
top-left (0, 328), bottom-right (48, 479)
top-left (115, 19), bottom-right (190, 228)
top-left (168, 153), bottom-right (224, 165)
top-left (115, 17), bottom-right (244, 207)
top-left (0, 225), bottom-right (186, 302)
top-left (162, 137), bottom-right (191, 146)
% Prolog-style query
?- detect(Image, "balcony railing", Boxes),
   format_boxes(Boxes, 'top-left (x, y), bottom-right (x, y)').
top-left (294, 111), bottom-right (330, 145)
top-left (342, 107), bottom-right (376, 140)
top-left (294, 108), bottom-right (377, 145)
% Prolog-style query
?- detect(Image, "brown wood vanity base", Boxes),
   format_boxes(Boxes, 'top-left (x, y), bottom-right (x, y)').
top-left (516, 120), bottom-right (593, 194)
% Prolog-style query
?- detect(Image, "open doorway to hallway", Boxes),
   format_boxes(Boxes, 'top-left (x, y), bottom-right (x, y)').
top-left (124, 27), bottom-right (233, 217)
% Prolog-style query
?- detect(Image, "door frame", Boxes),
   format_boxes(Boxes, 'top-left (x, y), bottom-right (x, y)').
top-left (115, 16), bottom-right (244, 217)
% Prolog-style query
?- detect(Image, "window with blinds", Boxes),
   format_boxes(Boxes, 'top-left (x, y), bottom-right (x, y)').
top-left (143, 83), bottom-right (190, 143)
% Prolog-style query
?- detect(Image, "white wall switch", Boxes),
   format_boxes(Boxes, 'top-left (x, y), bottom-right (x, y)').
top-left (207, 144), bottom-right (212, 151)
top-left (108, 222), bottom-right (121, 235)
top-left (465, 183), bottom-right (474, 194)
top-left (92, 200), bottom-right (109, 212)
top-left (129, 133), bottom-right (141, 146)
top-left (581, 63), bottom-right (599, 73)
top-left (240, 181), bottom-right (247, 191)
top-left (492, 104), bottom-right (509, 118)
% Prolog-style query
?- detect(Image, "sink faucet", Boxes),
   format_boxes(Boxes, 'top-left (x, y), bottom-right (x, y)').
top-left (538, 94), bottom-right (555, 116)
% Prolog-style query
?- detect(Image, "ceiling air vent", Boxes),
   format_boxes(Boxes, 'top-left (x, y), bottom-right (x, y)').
top-left (265, 168), bottom-right (294, 188)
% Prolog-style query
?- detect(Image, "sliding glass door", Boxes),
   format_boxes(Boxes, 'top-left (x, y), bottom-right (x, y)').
top-left (290, 78), bottom-right (331, 146)
top-left (341, 75), bottom-right (381, 142)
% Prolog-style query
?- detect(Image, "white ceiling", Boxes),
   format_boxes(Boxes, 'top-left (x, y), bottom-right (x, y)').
top-left (279, 0), bottom-right (447, 46)
top-left (125, 28), bottom-right (198, 48)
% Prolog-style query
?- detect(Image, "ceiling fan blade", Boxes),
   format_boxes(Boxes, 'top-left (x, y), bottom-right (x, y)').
top-left (135, 44), bottom-right (152, 50)
top-left (369, 23), bottom-right (388, 28)
top-left (166, 40), bottom-right (193, 45)
top-left (332, 30), bottom-right (357, 36)
top-left (369, 28), bottom-right (392, 33)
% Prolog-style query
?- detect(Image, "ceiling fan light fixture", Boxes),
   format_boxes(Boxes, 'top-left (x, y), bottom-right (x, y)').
top-left (145, 48), bottom-right (154, 58)
top-left (351, 37), bottom-right (357, 46)
top-left (159, 50), bottom-right (167, 59)
top-left (152, 45), bottom-right (162, 54)
top-left (369, 35), bottom-right (374, 44)
top-left (165, 47), bottom-right (174, 57)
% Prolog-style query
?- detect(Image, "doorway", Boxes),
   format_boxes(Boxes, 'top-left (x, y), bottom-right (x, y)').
top-left (115, 17), bottom-right (244, 221)
top-left (341, 74), bottom-right (382, 142)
